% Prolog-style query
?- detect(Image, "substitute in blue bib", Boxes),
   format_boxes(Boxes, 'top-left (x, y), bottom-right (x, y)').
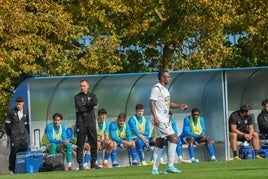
top-left (109, 113), bottom-right (139, 166)
top-left (128, 104), bottom-right (151, 166)
top-left (41, 113), bottom-right (75, 170)
top-left (96, 108), bottom-right (118, 168)
top-left (180, 107), bottom-right (217, 163)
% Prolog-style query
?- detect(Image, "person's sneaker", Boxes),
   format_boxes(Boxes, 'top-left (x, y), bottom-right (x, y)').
top-left (159, 170), bottom-right (168, 174)
top-left (233, 156), bottom-right (241, 161)
top-left (132, 161), bottom-right (139, 166)
top-left (149, 160), bottom-right (154, 165)
top-left (141, 160), bottom-right (148, 166)
top-left (102, 162), bottom-right (111, 168)
top-left (112, 162), bottom-right (120, 167)
top-left (83, 165), bottom-right (91, 170)
top-left (255, 155), bottom-right (263, 159)
top-left (191, 158), bottom-right (199, 163)
top-left (9, 170), bottom-right (14, 174)
top-left (166, 165), bottom-right (182, 174)
top-left (91, 163), bottom-right (101, 169)
top-left (79, 164), bottom-right (84, 170)
top-left (151, 169), bottom-right (168, 175)
top-left (177, 157), bottom-right (183, 163)
top-left (152, 169), bottom-right (159, 175)
top-left (68, 164), bottom-right (76, 171)
top-left (160, 158), bottom-right (166, 164)
top-left (211, 158), bottom-right (218, 162)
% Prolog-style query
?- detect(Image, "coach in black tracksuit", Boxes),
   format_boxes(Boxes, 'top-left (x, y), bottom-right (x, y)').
top-left (74, 79), bottom-right (98, 170)
top-left (5, 96), bottom-right (29, 173)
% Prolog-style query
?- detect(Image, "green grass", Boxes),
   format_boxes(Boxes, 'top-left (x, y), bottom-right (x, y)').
top-left (1, 159), bottom-right (268, 179)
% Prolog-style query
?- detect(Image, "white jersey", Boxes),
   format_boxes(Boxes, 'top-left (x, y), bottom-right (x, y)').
top-left (149, 83), bottom-right (170, 123)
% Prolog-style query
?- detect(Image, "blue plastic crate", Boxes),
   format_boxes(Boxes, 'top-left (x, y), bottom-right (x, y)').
top-left (15, 150), bottom-right (43, 173)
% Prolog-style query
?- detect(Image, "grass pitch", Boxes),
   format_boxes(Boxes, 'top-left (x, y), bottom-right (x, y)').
top-left (1, 159), bottom-right (268, 179)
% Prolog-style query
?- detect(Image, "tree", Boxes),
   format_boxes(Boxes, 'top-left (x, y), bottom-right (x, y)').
top-left (82, 0), bottom-right (266, 70)
top-left (222, 0), bottom-right (268, 67)
top-left (0, 0), bottom-right (267, 123)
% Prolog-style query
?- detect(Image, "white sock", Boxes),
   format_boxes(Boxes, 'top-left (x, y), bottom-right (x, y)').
top-left (211, 155), bottom-right (216, 160)
top-left (167, 141), bottom-right (177, 167)
top-left (153, 147), bottom-right (162, 170)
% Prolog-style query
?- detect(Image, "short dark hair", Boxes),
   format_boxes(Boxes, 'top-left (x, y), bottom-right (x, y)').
top-left (191, 107), bottom-right (201, 114)
top-left (158, 70), bottom-right (169, 80)
top-left (262, 99), bottom-right (268, 106)
top-left (80, 79), bottom-right (89, 84)
top-left (136, 104), bottom-right (144, 110)
top-left (117, 113), bottom-right (126, 121)
top-left (169, 110), bottom-right (173, 115)
top-left (240, 104), bottom-right (251, 113)
top-left (98, 108), bottom-right (107, 115)
top-left (15, 96), bottom-right (24, 103)
top-left (53, 113), bottom-right (63, 120)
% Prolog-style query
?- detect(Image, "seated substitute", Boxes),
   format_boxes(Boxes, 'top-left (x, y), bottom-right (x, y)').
top-left (257, 99), bottom-right (268, 139)
top-left (128, 104), bottom-right (151, 166)
top-left (66, 125), bottom-right (91, 169)
top-left (96, 108), bottom-right (118, 168)
top-left (180, 107), bottom-right (217, 163)
top-left (229, 104), bottom-right (263, 160)
top-left (41, 113), bottom-right (75, 170)
top-left (109, 112), bottom-right (139, 166)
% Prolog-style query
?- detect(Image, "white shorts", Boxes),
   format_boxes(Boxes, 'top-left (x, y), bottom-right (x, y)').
top-left (155, 122), bottom-right (174, 138)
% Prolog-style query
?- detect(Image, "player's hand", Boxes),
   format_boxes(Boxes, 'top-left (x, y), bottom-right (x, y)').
top-left (63, 140), bottom-right (69, 145)
top-left (140, 135), bottom-right (149, 144)
top-left (197, 135), bottom-right (207, 143)
top-left (181, 104), bottom-right (188, 110)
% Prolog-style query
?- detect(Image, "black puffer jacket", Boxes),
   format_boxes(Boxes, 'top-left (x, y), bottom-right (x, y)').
top-left (257, 109), bottom-right (268, 134)
top-left (5, 107), bottom-right (29, 144)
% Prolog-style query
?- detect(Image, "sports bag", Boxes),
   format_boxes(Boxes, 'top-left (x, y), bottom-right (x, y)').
top-left (39, 155), bottom-right (65, 172)
top-left (239, 145), bottom-right (255, 159)
top-left (258, 143), bottom-right (268, 158)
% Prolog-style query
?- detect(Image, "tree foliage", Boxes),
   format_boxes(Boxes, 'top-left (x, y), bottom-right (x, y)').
top-left (0, 0), bottom-right (267, 122)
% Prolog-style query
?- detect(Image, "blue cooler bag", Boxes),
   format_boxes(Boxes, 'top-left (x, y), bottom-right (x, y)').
top-left (239, 145), bottom-right (255, 159)
top-left (258, 143), bottom-right (268, 158)
top-left (15, 150), bottom-right (43, 173)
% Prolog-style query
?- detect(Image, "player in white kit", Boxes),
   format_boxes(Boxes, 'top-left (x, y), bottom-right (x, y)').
top-left (149, 70), bottom-right (188, 175)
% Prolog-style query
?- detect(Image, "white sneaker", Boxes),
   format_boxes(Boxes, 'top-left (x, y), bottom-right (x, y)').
top-left (191, 158), bottom-right (199, 163)
top-left (9, 171), bottom-right (14, 174)
top-left (160, 158), bottom-right (166, 164)
top-left (178, 158), bottom-right (192, 163)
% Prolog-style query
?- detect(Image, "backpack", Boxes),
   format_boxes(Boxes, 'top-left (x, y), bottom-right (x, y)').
top-left (258, 143), bottom-right (268, 158)
top-left (39, 155), bottom-right (65, 172)
top-left (239, 145), bottom-right (255, 159)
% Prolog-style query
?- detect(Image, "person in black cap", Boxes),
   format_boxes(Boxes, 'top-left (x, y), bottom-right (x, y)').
top-left (5, 96), bottom-right (29, 174)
